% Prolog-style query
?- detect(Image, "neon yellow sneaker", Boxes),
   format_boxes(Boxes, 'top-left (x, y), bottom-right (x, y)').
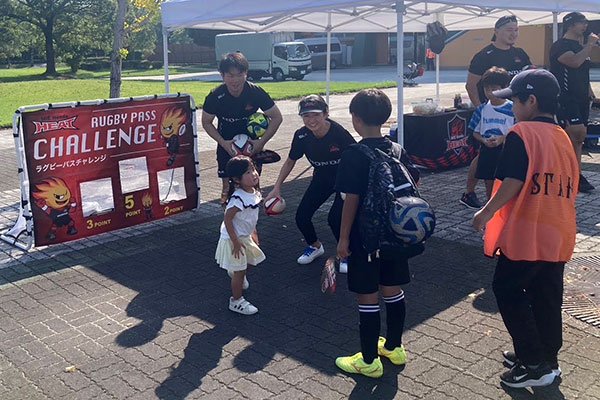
top-left (377, 337), bottom-right (407, 365)
top-left (335, 352), bottom-right (383, 378)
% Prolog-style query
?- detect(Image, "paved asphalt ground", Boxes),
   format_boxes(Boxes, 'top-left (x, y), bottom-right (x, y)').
top-left (0, 82), bottom-right (599, 399)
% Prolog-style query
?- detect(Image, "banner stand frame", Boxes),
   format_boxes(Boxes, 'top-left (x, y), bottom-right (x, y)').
top-left (1, 93), bottom-right (200, 252)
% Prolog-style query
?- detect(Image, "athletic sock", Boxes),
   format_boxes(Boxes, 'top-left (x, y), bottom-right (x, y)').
top-left (383, 291), bottom-right (406, 350)
top-left (359, 303), bottom-right (380, 364)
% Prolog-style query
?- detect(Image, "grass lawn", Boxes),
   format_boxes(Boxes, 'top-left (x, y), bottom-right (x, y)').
top-left (0, 65), bottom-right (213, 83)
top-left (0, 79), bottom-right (396, 128)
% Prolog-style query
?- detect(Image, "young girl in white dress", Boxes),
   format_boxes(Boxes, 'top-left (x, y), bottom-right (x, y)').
top-left (215, 156), bottom-right (265, 315)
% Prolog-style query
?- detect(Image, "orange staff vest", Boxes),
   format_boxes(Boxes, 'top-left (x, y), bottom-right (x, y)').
top-left (483, 121), bottom-right (579, 262)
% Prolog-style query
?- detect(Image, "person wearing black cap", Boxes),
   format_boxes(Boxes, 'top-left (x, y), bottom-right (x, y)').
top-left (265, 95), bottom-right (355, 270)
top-left (550, 12), bottom-right (600, 193)
top-left (461, 15), bottom-right (532, 209)
top-left (473, 69), bottom-right (578, 389)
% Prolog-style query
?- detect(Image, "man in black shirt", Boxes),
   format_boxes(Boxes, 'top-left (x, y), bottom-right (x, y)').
top-left (550, 12), bottom-right (600, 193)
top-left (461, 15), bottom-right (532, 209)
top-left (202, 52), bottom-right (283, 205)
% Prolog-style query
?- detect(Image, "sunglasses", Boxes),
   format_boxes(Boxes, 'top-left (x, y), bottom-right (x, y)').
top-left (496, 16), bottom-right (517, 28)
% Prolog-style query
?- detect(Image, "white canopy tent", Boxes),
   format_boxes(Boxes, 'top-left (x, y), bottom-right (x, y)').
top-left (161, 0), bottom-right (600, 144)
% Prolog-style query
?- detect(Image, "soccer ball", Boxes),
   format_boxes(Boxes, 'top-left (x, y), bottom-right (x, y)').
top-left (231, 134), bottom-right (253, 156)
top-left (247, 112), bottom-right (269, 138)
top-left (389, 197), bottom-right (435, 245)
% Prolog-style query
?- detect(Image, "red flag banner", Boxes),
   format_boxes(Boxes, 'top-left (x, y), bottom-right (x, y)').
top-left (19, 95), bottom-right (199, 246)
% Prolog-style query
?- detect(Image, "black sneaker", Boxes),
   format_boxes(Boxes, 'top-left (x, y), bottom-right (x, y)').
top-left (579, 174), bottom-right (595, 193)
top-left (500, 362), bottom-right (555, 388)
top-left (460, 192), bottom-right (483, 209)
top-left (502, 351), bottom-right (561, 377)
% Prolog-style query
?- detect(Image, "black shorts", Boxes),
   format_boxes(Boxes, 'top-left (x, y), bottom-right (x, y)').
top-left (475, 145), bottom-right (502, 180)
top-left (558, 99), bottom-right (590, 127)
top-left (347, 250), bottom-right (410, 294)
top-left (217, 146), bottom-right (263, 178)
top-left (216, 146), bottom-right (231, 178)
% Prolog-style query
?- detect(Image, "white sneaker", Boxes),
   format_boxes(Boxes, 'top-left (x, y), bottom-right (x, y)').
top-left (297, 244), bottom-right (325, 264)
top-left (227, 271), bottom-right (249, 290)
top-left (339, 258), bottom-right (348, 274)
top-left (229, 297), bottom-right (258, 315)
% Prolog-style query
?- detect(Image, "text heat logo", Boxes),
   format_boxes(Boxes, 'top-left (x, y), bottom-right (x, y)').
top-left (446, 115), bottom-right (468, 155)
top-left (33, 117), bottom-right (78, 134)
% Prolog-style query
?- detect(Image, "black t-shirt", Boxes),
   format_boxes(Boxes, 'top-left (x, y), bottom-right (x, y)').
top-left (469, 44), bottom-right (531, 103)
top-left (550, 38), bottom-right (591, 102)
top-left (202, 82), bottom-right (276, 140)
top-left (335, 137), bottom-right (419, 251)
top-left (495, 117), bottom-right (558, 182)
top-left (289, 120), bottom-right (355, 178)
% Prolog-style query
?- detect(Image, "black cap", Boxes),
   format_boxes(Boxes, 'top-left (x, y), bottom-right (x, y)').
top-left (298, 94), bottom-right (328, 115)
top-left (492, 69), bottom-right (560, 100)
top-left (563, 12), bottom-right (587, 29)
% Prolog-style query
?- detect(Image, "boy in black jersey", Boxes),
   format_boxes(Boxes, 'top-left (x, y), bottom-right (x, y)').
top-left (550, 12), bottom-right (600, 193)
top-left (335, 89), bottom-right (419, 378)
top-left (202, 52), bottom-right (283, 206)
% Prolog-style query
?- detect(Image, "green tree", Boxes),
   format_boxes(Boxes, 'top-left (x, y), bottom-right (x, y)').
top-left (110, 0), bottom-right (128, 98)
top-left (0, 0), bottom-right (108, 75)
top-left (57, 3), bottom-right (114, 73)
top-left (0, 19), bottom-right (35, 63)
top-left (126, 0), bottom-right (164, 59)
top-left (110, 0), bottom-right (164, 97)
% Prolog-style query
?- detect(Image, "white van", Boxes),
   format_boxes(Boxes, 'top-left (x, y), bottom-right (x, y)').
top-left (300, 37), bottom-right (344, 70)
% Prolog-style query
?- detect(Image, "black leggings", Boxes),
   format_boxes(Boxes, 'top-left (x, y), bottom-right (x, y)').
top-left (295, 174), bottom-right (343, 245)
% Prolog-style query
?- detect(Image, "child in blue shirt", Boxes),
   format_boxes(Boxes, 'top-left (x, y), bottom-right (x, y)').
top-left (468, 67), bottom-right (514, 200)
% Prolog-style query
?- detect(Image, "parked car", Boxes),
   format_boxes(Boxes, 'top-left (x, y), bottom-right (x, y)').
top-left (300, 37), bottom-right (344, 70)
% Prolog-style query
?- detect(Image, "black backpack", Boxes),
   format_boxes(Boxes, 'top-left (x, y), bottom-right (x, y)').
top-left (427, 21), bottom-right (448, 54)
top-left (354, 141), bottom-right (433, 258)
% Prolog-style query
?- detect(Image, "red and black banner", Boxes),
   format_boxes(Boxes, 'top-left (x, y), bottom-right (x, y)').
top-left (402, 109), bottom-right (477, 171)
top-left (20, 96), bottom-right (198, 246)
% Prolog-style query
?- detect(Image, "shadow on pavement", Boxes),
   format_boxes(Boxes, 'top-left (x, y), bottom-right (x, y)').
top-left (0, 178), bottom-right (507, 396)
top-left (500, 377), bottom-right (566, 400)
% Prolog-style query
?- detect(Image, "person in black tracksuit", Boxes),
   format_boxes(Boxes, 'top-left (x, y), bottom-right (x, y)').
top-left (265, 95), bottom-right (355, 268)
top-left (549, 12), bottom-right (600, 193)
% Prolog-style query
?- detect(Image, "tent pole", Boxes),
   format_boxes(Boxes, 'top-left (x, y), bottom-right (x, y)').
top-left (435, 54), bottom-right (440, 101)
top-left (396, 2), bottom-right (404, 146)
top-left (163, 28), bottom-right (170, 94)
top-left (552, 12), bottom-right (559, 42)
top-left (326, 13), bottom-right (332, 104)
top-left (435, 12), bottom-right (442, 101)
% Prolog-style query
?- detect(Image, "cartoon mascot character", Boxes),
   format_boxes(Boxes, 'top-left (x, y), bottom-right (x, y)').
top-left (160, 107), bottom-right (187, 166)
top-left (142, 192), bottom-right (153, 220)
top-left (32, 177), bottom-right (78, 241)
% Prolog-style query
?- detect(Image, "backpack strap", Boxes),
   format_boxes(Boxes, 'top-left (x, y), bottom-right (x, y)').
top-left (352, 143), bottom-right (377, 161)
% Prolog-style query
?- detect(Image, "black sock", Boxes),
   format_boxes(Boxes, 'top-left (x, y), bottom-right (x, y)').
top-left (383, 291), bottom-right (406, 350)
top-left (359, 303), bottom-right (380, 364)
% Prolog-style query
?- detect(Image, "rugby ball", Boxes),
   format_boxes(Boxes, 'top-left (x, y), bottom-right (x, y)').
top-left (265, 196), bottom-right (286, 216)
top-left (231, 134), bottom-right (253, 156)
